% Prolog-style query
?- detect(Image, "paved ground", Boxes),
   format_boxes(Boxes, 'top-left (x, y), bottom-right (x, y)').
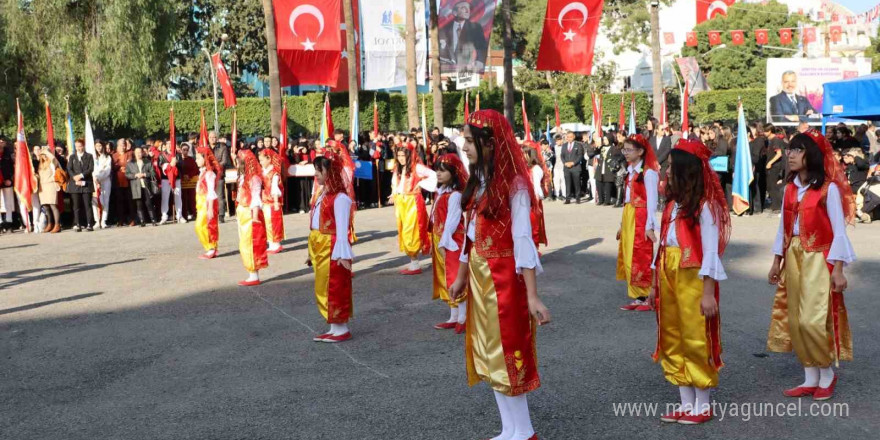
top-left (1, 201), bottom-right (878, 440)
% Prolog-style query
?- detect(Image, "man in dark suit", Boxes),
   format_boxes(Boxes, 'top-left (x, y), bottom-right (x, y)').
top-left (439, 1), bottom-right (488, 74)
top-left (209, 131), bottom-right (231, 222)
top-left (67, 139), bottom-right (95, 231)
top-left (769, 71), bottom-right (817, 123)
top-left (560, 131), bottom-right (585, 204)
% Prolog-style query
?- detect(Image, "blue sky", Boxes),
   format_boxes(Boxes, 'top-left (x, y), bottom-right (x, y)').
top-left (837, 0), bottom-right (879, 13)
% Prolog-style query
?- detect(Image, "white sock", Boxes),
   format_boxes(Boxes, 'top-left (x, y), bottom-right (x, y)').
top-left (819, 367), bottom-right (835, 388)
top-left (246, 272), bottom-right (259, 282)
top-left (269, 242), bottom-right (280, 250)
top-left (409, 258), bottom-right (419, 270)
top-left (679, 386), bottom-right (695, 414)
top-left (332, 323), bottom-right (349, 336)
top-left (507, 394), bottom-right (535, 440)
top-left (801, 367), bottom-right (820, 387)
top-left (457, 301), bottom-right (467, 324)
top-left (694, 388), bottom-right (711, 415)
top-left (491, 391), bottom-right (514, 440)
top-left (448, 307), bottom-right (459, 323)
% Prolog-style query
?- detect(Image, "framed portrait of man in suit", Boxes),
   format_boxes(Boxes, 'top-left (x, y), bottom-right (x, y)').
top-left (438, 0), bottom-right (495, 75)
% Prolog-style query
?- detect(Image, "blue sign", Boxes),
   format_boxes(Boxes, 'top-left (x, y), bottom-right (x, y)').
top-left (354, 160), bottom-right (374, 180)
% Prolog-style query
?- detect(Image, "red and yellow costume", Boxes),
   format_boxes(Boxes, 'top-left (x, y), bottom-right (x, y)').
top-left (461, 110), bottom-right (544, 396)
top-left (194, 147), bottom-right (220, 252)
top-left (616, 134), bottom-right (660, 299)
top-left (392, 145), bottom-right (437, 259)
top-left (652, 140), bottom-right (731, 389)
top-left (430, 154), bottom-right (468, 309)
top-left (236, 150), bottom-right (268, 273)
top-left (767, 130), bottom-right (855, 368)
top-left (309, 152), bottom-right (356, 324)
top-left (260, 149), bottom-right (286, 245)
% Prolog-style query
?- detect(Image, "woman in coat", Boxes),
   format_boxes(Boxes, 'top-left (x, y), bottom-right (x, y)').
top-left (125, 147), bottom-right (159, 227)
top-left (37, 149), bottom-right (61, 233)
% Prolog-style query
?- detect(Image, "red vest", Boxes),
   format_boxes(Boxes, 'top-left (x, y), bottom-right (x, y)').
top-left (660, 201), bottom-right (704, 269)
top-left (627, 171), bottom-right (648, 208)
top-left (311, 192), bottom-right (355, 243)
top-left (783, 182), bottom-right (833, 253)
top-left (236, 176), bottom-right (254, 207)
top-left (261, 170), bottom-right (281, 204)
top-left (432, 191), bottom-right (465, 239)
top-left (472, 204), bottom-right (515, 260)
top-left (196, 170), bottom-right (213, 196)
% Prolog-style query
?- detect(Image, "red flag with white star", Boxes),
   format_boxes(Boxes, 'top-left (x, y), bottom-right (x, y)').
top-left (536, 0), bottom-right (605, 75)
top-left (696, 0), bottom-right (734, 24)
top-left (830, 25), bottom-right (842, 43)
top-left (212, 53), bottom-right (236, 108)
top-left (802, 27), bottom-right (817, 45)
top-left (686, 31), bottom-right (698, 47)
top-left (663, 32), bottom-right (675, 45)
top-left (274, 0), bottom-right (342, 87)
top-left (779, 28), bottom-right (793, 45)
top-left (13, 100), bottom-right (37, 217)
top-left (755, 29), bottom-right (768, 45)
top-left (707, 31), bottom-right (722, 46)
top-left (331, 0), bottom-right (360, 92)
top-left (730, 30), bottom-right (744, 46)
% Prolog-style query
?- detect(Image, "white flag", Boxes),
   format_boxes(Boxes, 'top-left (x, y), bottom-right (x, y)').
top-left (84, 111), bottom-right (96, 156)
top-left (361, 0), bottom-right (427, 90)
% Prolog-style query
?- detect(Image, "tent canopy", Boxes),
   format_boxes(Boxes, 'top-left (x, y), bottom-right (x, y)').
top-left (822, 72), bottom-right (880, 121)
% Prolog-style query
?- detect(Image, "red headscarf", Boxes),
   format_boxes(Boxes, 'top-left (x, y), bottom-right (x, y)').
top-left (465, 109), bottom-right (538, 220)
top-left (196, 146), bottom-right (220, 176)
top-left (316, 149), bottom-right (357, 243)
top-left (626, 134), bottom-right (660, 171)
top-left (801, 129), bottom-right (856, 225)
top-left (435, 152), bottom-right (469, 189)
top-left (259, 148), bottom-right (283, 176)
top-left (671, 139), bottom-right (731, 256)
top-left (237, 149), bottom-right (261, 199)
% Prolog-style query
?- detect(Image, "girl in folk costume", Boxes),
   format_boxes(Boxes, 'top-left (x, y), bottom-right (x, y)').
top-left (258, 149), bottom-right (285, 254)
top-left (766, 130), bottom-right (856, 401)
top-left (308, 152), bottom-right (356, 343)
top-left (429, 153), bottom-right (468, 333)
top-left (449, 110), bottom-right (551, 440)
top-left (617, 134), bottom-right (660, 312)
top-left (390, 142), bottom-right (437, 275)
top-left (194, 147), bottom-right (220, 259)
top-left (522, 142), bottom-right (549, 251)
top-left (649, 139), bottom-right (730, 425)
top-left (235, 149), bottom-right (269, 286)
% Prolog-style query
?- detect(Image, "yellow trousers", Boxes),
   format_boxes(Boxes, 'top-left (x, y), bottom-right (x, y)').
top-left (395, 194), bottom-right (423, 258)
top-left (616, 203), bottom-right (651, 299)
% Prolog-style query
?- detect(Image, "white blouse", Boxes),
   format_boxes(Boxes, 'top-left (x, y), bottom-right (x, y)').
top-left (772, 176), bottom-right (856, 265)
top-left (391, 163), bottom-right (437, 195)
top-left (660, 203), bottom-right (727, 281)
top-left (531, 165), bottom-right (544, 200)
top-left (262, 166), bottom-right (283, 198)
top-left (200, 169), bottom-right (218, 201)
top-left (94, 155), bottom-right (113, 182)
top-left (239, 176), bottom-right (262, 209)
top-left (459, 179), bottom-right (543, 275)
top-left (431, 187), bottom-right (464, 252)
top-left (624, 160), bottom-right (660, 232)
top-left (311, 192), bottom-right (354, 261)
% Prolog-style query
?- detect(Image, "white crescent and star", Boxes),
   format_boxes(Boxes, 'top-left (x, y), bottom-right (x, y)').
top-left (289, 4), bottom-right (325, 51)
top-left (558, 2), bottom-right (588, 42)
top-left (706, 1), bottom-right (729, 21)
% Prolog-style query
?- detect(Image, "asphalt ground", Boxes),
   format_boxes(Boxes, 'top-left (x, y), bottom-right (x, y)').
top-left (1, 200), bottom-right (878, 440)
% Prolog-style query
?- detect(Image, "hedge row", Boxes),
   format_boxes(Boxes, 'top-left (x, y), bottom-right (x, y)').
top-left (19, 88), bottom-right (768, 142)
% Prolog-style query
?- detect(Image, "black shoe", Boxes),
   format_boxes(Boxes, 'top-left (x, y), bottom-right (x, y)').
top-left (564, 199), bottom-right (571, 205)
top-left (576, 198), bottom-right (582, 204)
top-left (74, 226), bottom-right (81, 232)
top-left (219, 217), bottom-right (226, 224)
top-left (86, 226), bottom-right (94, 232)
top-left (152, 222), bottom-right (158, 227)
top-left (140, 223), bottom-right (146, 228)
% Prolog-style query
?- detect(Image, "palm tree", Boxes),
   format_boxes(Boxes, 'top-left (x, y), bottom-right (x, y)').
top-left (429, 0), bottom-right (443, 129)
top-left (405, 0), bottom-right (419, 129)
top-left (261, 0), bottom-right (283, 136)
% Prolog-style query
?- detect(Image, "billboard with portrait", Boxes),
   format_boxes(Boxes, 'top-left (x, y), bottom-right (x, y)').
top-left (766, 57), bottom-right (871, 125)
top-left (437, 0), bottom-right (496, 76)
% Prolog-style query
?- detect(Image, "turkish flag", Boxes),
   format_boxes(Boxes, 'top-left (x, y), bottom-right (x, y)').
top-left (212, 53), bottom-right (237, 108)
top-left (686, 31), bottom-right (698, 47)
top-left (830, 25), bottom-right (842, 43)
top-left (832, 13), bottom-right (839, 22)
top-left (730, 30), bottom-right (744, 46)
top-left (536, 0), bottom-right (605, 75)
top-left (802, 27), bottom-right (817, 44)
top-left (696, 0), bottom-right (734, 24)
top-left (274, 0), bottom-right (342, 87)
top-left (707, 31), bottom-right (721, 46)
top-left (847, 16), bottom-right (855, 25)
top-left (818, 12), bottom-right (824, 20)
top-left (45, 100), bottom-right (55, 149)
top-left (663, 32), bottom-right (675, 45)
top-left (331, 0), bottom-right (360, 92)
top-left (755, 29), bottom-right (768, 45)
top-left (13, 101), bottom-right (36, 217)
top-left (779, 28), bottom-right (793, 45)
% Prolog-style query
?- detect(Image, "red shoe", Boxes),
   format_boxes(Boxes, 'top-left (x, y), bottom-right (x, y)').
top-left (267, 246), bottom-right (284, 255)
top-left (312, 333), bottom-right (332, 342)
top-left (198, 251), bottom-right (217, 260)
top-left (620, 300), bottom-right (641, 311)
top-left (455, 322), bottom-right (466, 334)
top-left (238, 279), bottom-right (261, 286)
top-left (635, 303), bottom-right (653, 312)
top-left (783, 386), bottom-right (817, 397)
top-left (400, 268), bottom-right (422, 275)
top-left (660, 410), bottom-right (687, 423)
top-left (434, 322), bottom-right (457, 330)
top-left (678, 410), bottom-right (713, 425)
top-left (323, 332), bottom-right (352, 343)
top-left (813, 375), bottom-right (837, 401)
top-left (526, 435), bottom-right (539, 440)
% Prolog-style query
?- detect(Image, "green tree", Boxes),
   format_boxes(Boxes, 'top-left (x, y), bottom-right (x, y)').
top-left (603, 0), bottom-right (674, 54)
top-left (680, 1), bottom-right (806, 90)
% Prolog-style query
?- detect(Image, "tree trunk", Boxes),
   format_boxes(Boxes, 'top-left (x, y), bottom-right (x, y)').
top-left (343, 0), bottom-right (359, 132)
top-left (405, 0), bottom-right (419, 129)
top-left (261, 0), bottom-right (282, 136)
top-left (429, 0), bottom-right (443, 129)
top-left (650, 3), bottom-right (662, 122)
top-left (502, 0), bottom-right (515, 122)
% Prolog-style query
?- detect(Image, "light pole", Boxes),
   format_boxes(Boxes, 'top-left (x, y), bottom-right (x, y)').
top-left (202, 33), bottom-right (229, 134)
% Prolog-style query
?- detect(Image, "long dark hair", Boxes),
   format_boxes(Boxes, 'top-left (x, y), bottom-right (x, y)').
top-left (786, 133), bottom-right (825, 190)
top-left (666, 149), bottom-right (704, 224)
top-left (394, 147), bottom-right (412, 179)
top-left (522, 146), bottom-right (539, 167)
top-left (435, 160), bottom-right (465, 191)
top-left (461, 124), bottom-right (496, 213)
top-left (313, 156), bottom-right (331, 174)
